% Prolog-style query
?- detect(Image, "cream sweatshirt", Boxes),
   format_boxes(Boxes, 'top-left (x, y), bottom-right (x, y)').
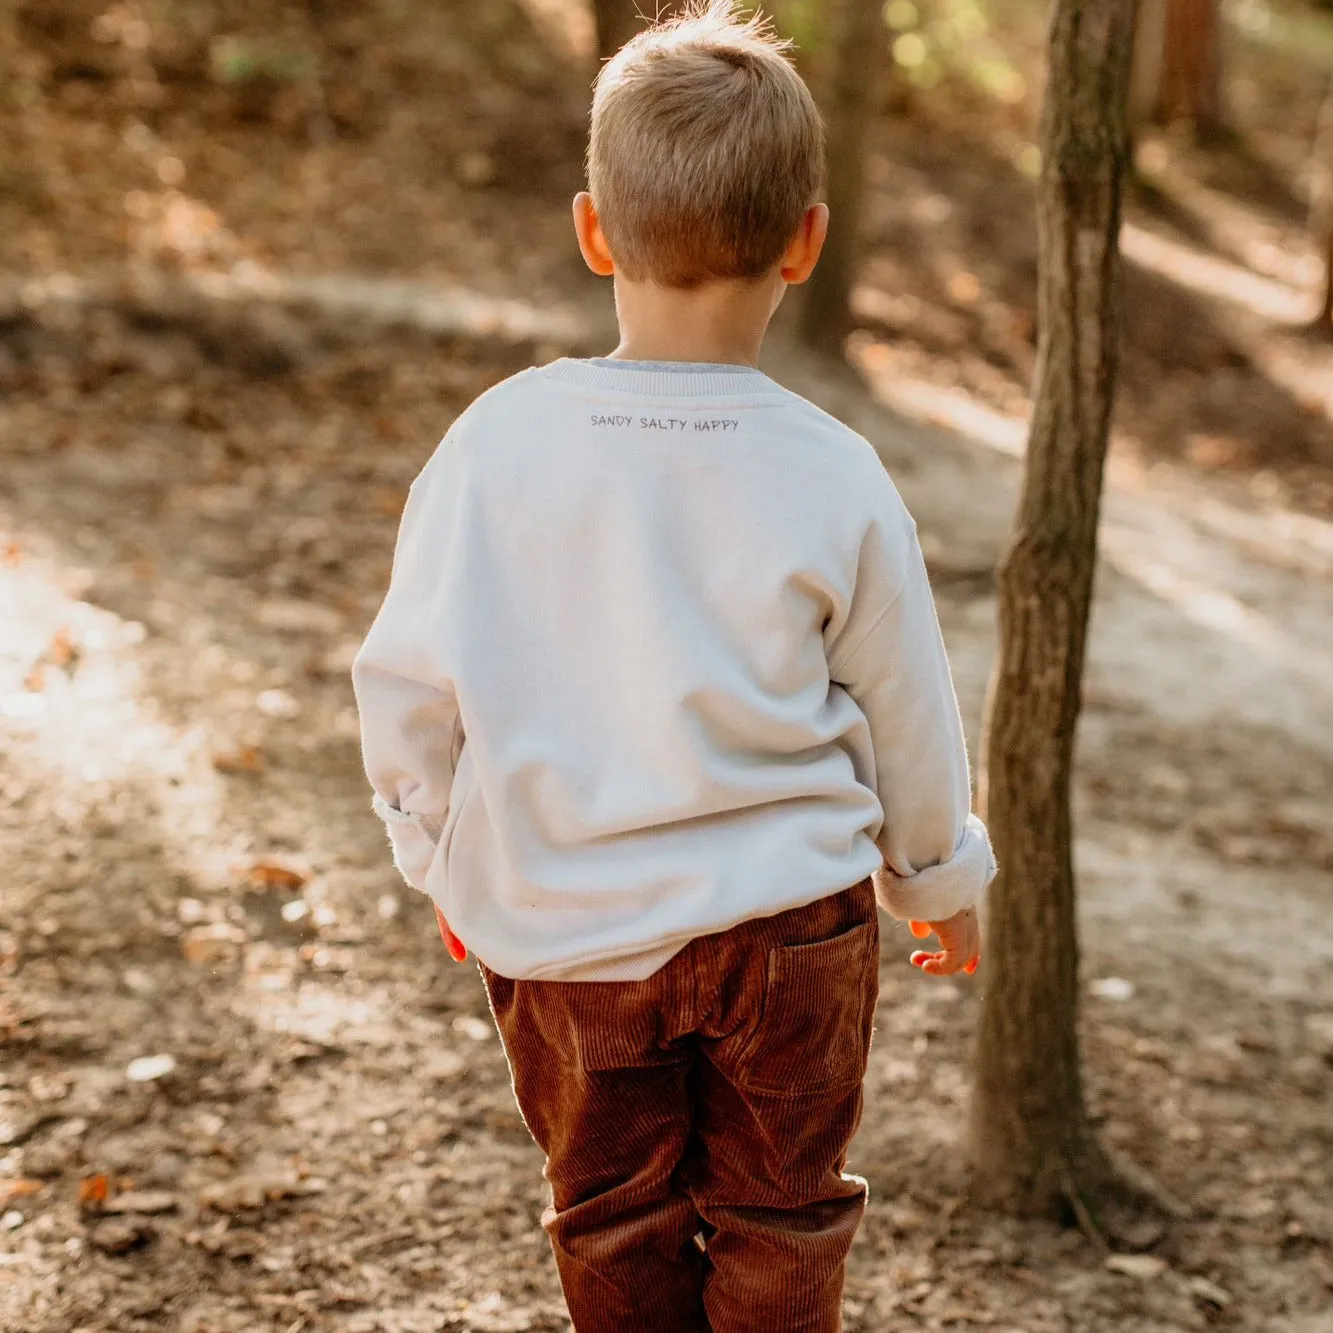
top-left (353, 359), bottom-right (995, 981)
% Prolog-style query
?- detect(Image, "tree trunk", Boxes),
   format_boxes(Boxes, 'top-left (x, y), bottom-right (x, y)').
top-left (969, 0), bottom-right (1137, 1219)
top-left (797, 0), bottom-right (885, 351)
top-left (1134, 0), bottom-right (1224, 134)
top-left (1311, 78), bottom-right (1333, 330)
top-left (592, 0), bottom-right (646, 62)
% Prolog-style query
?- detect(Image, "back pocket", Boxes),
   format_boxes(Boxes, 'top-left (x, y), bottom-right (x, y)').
top-left (737, 922), bottom-right (877, 1098)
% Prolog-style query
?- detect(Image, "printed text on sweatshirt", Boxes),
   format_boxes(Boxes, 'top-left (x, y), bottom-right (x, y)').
top-left (353, 359), bottom-right (995, 980)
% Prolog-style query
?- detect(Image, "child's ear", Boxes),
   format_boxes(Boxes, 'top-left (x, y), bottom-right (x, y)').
top-left (573, 192), bottom-right (616, 277)
top-left (779, 203), bottom-right (829, 285)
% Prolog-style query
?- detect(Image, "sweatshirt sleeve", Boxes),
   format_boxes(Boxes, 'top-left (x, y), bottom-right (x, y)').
top-left (828, 509), bottom-right (996, 922)
top-left (351, 438), bottom-right (464, 895)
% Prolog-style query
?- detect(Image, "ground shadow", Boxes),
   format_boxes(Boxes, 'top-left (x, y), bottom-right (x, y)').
top-left (846, 109), bottom-right (1333, 514)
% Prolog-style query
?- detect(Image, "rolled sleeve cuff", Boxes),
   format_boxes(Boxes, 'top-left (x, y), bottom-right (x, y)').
top-left (874, 813), bottom-right (996, 922)
top-left (372, 792), bottom-right (440, 894)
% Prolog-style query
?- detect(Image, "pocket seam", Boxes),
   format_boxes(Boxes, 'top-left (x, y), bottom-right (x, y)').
top-left (737, 922), bottom-right (876, 1098)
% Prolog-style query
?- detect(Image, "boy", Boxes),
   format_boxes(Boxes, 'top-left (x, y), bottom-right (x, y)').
top-left (353, 4), bottom-right (994, 1329)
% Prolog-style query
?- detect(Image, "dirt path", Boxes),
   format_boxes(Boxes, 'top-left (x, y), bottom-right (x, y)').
top-left (1, 284), bottom-right (1331, 1332)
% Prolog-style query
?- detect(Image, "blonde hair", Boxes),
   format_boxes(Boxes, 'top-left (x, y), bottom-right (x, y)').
top-left (588, 2), bottom-right (824, 288)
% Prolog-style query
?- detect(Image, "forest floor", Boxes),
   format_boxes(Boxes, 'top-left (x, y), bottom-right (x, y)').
top-left (3, 1), bottom-right (1333, 1330)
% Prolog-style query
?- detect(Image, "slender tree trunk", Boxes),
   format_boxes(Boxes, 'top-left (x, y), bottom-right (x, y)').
top-left (1134, 0), bottom-right (1223, 134)
top-left (1321, 238), bottom-right (1333, 329)
top-left (798, 0), bottom-right (885, 350)
top-left (1129, 0), bottom-right (1165, 127)
top-left (1311, 78), bottom-right (1333, 330)
top-left (969, 0), bottom-right (1137, 1218)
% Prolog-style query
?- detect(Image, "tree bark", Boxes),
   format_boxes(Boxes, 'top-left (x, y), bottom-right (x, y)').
top-left (797, 0), bottom-right (885, 351)
top-left (1134, 0), bottom-right (1224, 134)
top-left (969, 0), bottom-right (1137, 1218)
top-left (1311, 78), bottom-right (1333, 330)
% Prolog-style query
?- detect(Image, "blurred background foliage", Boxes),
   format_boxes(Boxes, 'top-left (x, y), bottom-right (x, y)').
top-left (6, 0), bottom-right (1333, 510)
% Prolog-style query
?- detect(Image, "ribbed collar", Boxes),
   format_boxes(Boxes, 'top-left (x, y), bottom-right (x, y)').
top-left (542, 357), bottom-right (785, 399)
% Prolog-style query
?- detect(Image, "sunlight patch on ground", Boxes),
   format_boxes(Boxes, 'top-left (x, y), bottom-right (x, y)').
top-left (1078, 833), bottom-right (1333, 998)
top-left (1174, 491), bottom-right (1333, 580)
top-left (859, 359), bottom-right (1028, 458)
top-left (1245, 336), bottom-right (1333, 428)
top-left (1134, 150), bottom-right (1321, 292)
top-left (1120, 221), bottom-right (1313, 324)
top-left (0, 522), bottom-right (228, 883)
top-left (7, 266), bottom-right (594, 352)
top-left (1098, 530), bottom-right (1293, 658)
top-left (856, 350), bottom-right (1333, 736)
top-left (243, 981), bottom-right (396, 1048)
top-left (0, 534), bottom-right (164, 775)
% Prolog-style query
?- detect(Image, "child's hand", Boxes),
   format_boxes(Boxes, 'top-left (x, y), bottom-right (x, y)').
top-left (908, 908), bottom-right (980, 977)
top-left (434, 904), bottom-right (468, 963)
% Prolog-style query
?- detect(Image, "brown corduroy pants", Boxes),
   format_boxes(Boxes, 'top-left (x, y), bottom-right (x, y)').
top-left (481, 879), bottom-right (880, 1333)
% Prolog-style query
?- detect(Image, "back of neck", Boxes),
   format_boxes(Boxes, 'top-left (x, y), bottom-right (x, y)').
top-left (609, 273), bottom-right (781, 368)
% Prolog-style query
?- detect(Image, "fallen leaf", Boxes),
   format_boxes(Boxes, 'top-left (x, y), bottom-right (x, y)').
top-left (1188, 1276), bottom-right (1232, 1308)
top-left (78, 1173), bottom-right (112, 1210)
top-left (46, 627), bottom-right (76, 667)
top-left (0, 1180), bottom-right (44, 1206)
top-left (182, 922), bottom-right (247, 966)
top-left (198, 1171), bottom-right (327, 1213)
top-left (239, 858), bottom-right (309, 891)
top-left (212, 744), bottom-right (265, 774)
top-left (1105, 1253), bottom-right (1168, 1279)
top-left (103, 1190), bottom-right (178, 1216)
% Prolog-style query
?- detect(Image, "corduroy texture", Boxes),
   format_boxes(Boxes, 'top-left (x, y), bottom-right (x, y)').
top-left (482, 879), bottom-right (880, 1332)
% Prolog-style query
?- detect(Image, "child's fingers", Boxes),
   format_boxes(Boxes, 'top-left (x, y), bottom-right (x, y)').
top-left (911, 948), bottom-right (969, 976)
top-left (910, 949), bottom-right (949, 973)
top-left (911, 906), bottom-right (982, 976)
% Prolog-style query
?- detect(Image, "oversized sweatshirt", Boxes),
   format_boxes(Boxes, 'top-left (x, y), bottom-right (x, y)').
top-left (352, 358), bottom-right (995, 980)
